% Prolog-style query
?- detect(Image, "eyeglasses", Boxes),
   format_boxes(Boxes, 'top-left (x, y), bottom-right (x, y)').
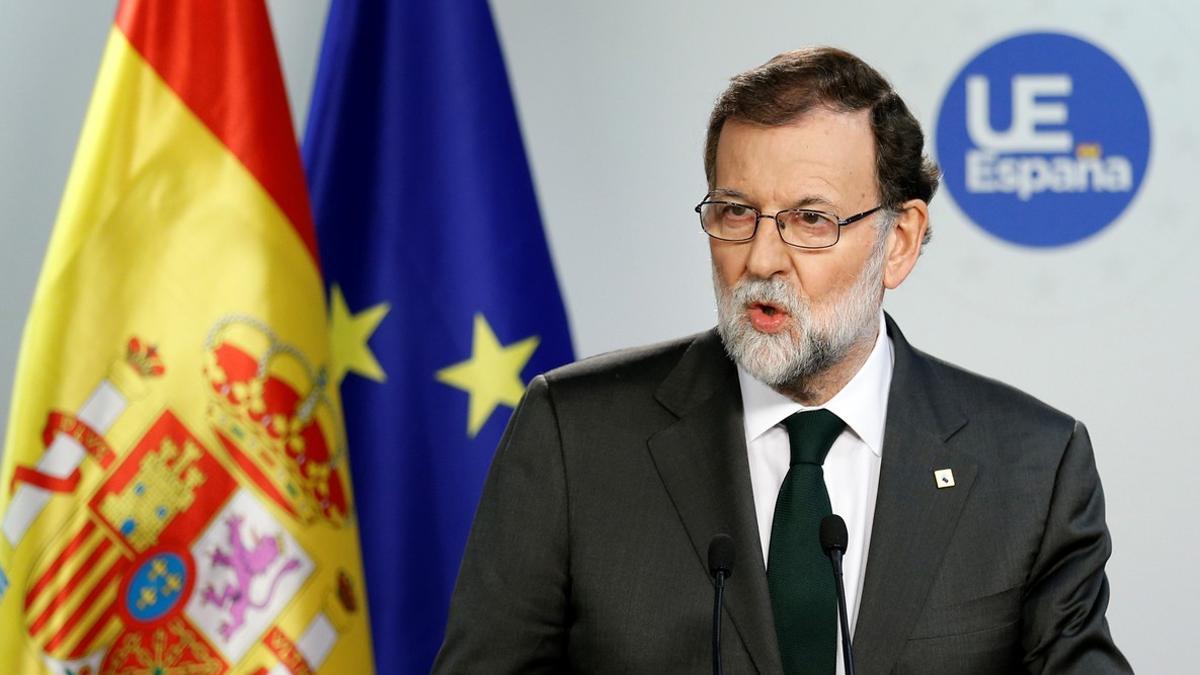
top-left (695, 199), bottom-right (884, 249)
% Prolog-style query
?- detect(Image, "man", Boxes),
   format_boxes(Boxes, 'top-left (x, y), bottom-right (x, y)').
top-left (434, 48), bottom-right (1130, 674)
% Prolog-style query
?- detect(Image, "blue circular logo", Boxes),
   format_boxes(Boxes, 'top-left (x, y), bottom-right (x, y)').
top-left (124, 551), bottom-right (189, 623)
top-left (936, 32), bottom-right (1151, 247)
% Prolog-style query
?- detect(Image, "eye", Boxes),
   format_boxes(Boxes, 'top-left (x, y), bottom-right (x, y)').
top-left (796, 210), bottom-right (826, 226)
top-left (779, 209), bottom-right (834, 230)
top-left (777, 210), bottom-right (839, 247)
top-left (720, 203), bottom-right (755, 220)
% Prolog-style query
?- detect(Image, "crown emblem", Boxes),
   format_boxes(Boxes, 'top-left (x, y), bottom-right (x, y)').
top-left (202, 316), bottom-right (349, 525)
top-left (126, 336), bottom-right (166, 378)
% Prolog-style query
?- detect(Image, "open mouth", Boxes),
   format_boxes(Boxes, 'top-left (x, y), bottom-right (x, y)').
top-left (747, 301), bottom-right (789, 332)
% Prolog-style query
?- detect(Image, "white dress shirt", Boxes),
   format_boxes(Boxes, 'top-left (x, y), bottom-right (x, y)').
top-left (737, 312), bottom-right (893, 675)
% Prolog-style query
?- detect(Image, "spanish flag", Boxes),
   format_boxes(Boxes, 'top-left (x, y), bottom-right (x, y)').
top-left (0, 3), bottom-right (374, 673)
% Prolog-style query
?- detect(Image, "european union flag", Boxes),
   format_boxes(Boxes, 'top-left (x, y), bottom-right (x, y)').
top-left (303, 1), bottom-right (575, 671)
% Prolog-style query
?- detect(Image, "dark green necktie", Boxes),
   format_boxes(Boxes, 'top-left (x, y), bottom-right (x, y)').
top-left (768, 408), bottom-right (845, 675)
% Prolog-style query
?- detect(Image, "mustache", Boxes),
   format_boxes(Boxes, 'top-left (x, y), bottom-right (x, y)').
top-left (727, 277), bottom-right (804, 315)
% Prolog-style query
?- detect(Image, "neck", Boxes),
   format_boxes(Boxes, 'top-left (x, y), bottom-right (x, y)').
top-left (775, 326), bottom-right (878, 406)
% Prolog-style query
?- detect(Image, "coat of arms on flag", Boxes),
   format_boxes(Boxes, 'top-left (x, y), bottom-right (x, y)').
top-left (12, 324), bottom-right (364, 674)
top-left (0, 2), bottom-right (374, 672)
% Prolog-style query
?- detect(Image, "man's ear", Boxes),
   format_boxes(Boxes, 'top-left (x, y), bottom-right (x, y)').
top-left (882, 199), bottom-right (928, 290)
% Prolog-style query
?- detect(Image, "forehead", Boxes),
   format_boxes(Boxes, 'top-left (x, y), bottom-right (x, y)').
top-left (712, 109), bottom-right (877, 209)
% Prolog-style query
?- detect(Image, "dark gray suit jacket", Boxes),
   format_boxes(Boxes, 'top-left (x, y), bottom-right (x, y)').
top-left (434, 317), bottom-right (1130, 674)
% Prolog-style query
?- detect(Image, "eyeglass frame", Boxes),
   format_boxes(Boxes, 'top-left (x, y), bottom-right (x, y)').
top-left (694, 199), bottom-right (886, 249)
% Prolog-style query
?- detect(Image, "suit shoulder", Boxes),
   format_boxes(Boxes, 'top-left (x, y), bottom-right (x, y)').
top-left (540, 332), bottom-right (704, 394)
top-left (918, 347), bottom-right (1077, 434)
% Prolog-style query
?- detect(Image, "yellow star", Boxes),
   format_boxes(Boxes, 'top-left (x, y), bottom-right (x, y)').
top-left (436, 313), bottom-right (540, 438)
top-left (329, 284), bottom-right (390, 385)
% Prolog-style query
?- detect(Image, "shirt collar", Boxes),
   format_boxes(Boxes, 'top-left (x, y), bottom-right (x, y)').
top-left (737, 311), bottom-right (894, 456)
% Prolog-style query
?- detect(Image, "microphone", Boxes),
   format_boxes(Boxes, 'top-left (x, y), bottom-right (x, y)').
top-left (820, 515), bottom-right (856, 675)
top-left (707, 534), bottom-right (736, 675)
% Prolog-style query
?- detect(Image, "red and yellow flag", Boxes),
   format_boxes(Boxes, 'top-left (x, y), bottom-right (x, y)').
top-left (0, 3), bottom-right (374, 672)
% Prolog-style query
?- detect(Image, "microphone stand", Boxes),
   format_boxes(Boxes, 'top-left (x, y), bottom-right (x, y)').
top-left (712, 569), bottom-right (727, 675)
top-left (829, 547), bottom-right (855, 675)
top-left (708, 533), bottom-right (734, 675)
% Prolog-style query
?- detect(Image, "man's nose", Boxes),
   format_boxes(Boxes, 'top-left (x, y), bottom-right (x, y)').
top-left (744, 215), bottom-right (791, 279)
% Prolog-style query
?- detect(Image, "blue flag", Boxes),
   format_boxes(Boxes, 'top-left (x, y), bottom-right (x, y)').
top-left (302, 1), bottom-right (575, 671)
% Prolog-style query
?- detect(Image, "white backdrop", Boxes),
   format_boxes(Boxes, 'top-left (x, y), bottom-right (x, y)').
top-left (2, 1), bottom-right (1196, 671)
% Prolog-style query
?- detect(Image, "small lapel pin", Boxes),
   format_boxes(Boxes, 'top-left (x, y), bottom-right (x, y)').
top-left (934, 468), bottom-right (955, 489)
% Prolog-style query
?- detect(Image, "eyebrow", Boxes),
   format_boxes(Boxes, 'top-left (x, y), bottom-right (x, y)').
top-left (708, 188), bottom-right (837, 211)
top-left (708, 187), bottom-right (750, 201)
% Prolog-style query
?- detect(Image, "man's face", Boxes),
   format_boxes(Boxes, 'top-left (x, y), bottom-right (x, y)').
top-left (710, 110), bottom-right (886, 387)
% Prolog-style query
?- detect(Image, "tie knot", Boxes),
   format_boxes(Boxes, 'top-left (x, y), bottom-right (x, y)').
top-left (782, 409), bottom-right (845, 466)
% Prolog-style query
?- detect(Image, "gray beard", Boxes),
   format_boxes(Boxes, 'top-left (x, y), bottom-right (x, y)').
top-left (714, 245), bottom-right (884, 389)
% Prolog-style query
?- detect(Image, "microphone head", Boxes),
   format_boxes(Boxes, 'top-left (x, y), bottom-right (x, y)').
top-left (707, 533), bottom-right (736, 579)
top-left (820, 514), bottom-right (848, 556)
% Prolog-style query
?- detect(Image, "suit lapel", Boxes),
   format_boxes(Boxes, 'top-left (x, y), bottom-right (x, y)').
top-left (647, 331), bottom-right (782, 675)
top-left (852, 317), bottom-right (977, 675)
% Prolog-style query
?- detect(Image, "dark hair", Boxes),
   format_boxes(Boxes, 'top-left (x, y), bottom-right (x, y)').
top-left (704, 47), bottom-right (940, 239)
